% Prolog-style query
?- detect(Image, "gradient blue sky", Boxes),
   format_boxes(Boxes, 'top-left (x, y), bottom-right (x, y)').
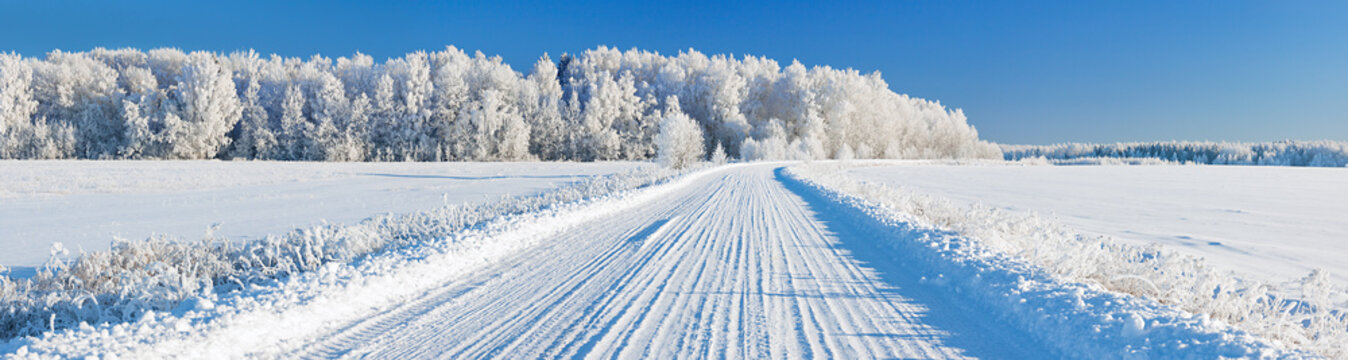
top-left (2, 0), bottom-right (1343, 144)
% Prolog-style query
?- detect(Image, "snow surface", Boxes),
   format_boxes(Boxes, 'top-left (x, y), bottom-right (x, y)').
top-left (785, 164), bottom-right (1313, 358)
top-left (839, 161), bottom-right (1348, 286)
top-left (0, 160), bottom-right (647, 273)
top-left (3, 163), bottom-right (1302, 359)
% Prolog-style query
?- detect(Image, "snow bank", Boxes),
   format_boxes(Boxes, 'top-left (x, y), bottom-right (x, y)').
top-left (1003, 141), bottom-right (1348, 167)
top-left (786, 163), bottom-right (1343, 358)
top-left (0, 163), bottom-right (683, 341)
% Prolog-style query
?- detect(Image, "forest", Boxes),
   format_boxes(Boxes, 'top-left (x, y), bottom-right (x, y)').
top-left (1002, 141), bottom-right (1348, 167)
top-left (0, 46), bottom-right (1000, 162)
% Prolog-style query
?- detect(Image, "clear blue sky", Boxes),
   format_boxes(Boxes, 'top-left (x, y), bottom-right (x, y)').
top-left (2, 0), bottom-right (1344, 144)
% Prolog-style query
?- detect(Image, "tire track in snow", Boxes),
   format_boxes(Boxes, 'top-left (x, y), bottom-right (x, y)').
top-left (287, 164), bottom-right (1050, 359)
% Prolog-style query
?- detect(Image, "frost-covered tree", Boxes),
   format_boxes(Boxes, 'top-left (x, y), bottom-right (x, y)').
top-left (492, 89), bottom-right (532, 161)
top-left (576, 72), bottom-right (641, 160)
top-left (327, 92), bottom-right (370, 161)
top-left (0, 54), bottom-right (36, 157)
top-left (29, 51), bottom-right (119, 158)
top-left (425, 47), bottom-right (471, 160)
top-left (467, 89), bottom-right (507, 160)
top-left (159, 52), bottom-right (241, 159)
top-left (655, 97), bottom-right (704, 169)
top-left (522, 54), bottom-right (566, 159)
top-left (709, 142), bottom-right (727, 164)
top-left (0, 53), bottom-right (69, 159)
top-left (226, 76), bottom-right (275, 159)
top-left (378, 52), bottom-right (436, 161)
top-left (367, 73), bottom-right (399, 160)
top-left (275, 83), bottom-right (310, 159)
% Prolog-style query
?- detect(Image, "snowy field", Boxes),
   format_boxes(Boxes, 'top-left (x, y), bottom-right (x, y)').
top-left (839, 161), bottom-right (1348, 286)
top-left (0, 160), bottom-right (647, 274)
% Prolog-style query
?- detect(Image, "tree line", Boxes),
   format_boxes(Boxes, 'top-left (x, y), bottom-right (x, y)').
top-left (0, 46), bottom-right (1000, 162)
top-left (1002, 141), bottom-right (1348, 167)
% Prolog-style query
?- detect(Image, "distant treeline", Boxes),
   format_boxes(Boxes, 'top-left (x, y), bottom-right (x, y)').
top-left (1002, 141), bottom-right (1348, 167)
top-left (0, 46), bottom-right (999, 162)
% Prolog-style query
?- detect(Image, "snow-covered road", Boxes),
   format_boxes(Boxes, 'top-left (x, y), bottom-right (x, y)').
top-left (287, 164), bottom-right (1044, 359)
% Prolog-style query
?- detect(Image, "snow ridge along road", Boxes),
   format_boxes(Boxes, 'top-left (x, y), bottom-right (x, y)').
top-left (285, 163), bottom-right (1046, 359)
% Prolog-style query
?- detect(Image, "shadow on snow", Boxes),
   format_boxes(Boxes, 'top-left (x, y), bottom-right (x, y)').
top-left (772, 166), bottom-right (1057, 360)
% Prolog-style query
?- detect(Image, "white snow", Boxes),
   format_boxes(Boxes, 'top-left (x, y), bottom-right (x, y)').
top-left (3, 163), bottom-right (1308, 359)
top-left (787, 162), bottom-right (1334, 358)
top-left (839, 161), bottom-right (1348, 286)
top-left (0, 160), bottom-right (648, 273)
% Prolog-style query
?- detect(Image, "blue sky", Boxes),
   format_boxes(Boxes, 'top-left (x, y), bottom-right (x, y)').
top-left (2, 0), bottom-right (1343, 144)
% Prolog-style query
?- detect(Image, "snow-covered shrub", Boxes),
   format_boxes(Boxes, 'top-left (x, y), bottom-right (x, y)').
top-left (1003, 141), bottom-right (1348, 168)
top-left (0, 165), bottom-right (692, 340)
top-left (0, 46), bottom-right (999, 162)
top-left (789, 163), bottom-right (1348, 358)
